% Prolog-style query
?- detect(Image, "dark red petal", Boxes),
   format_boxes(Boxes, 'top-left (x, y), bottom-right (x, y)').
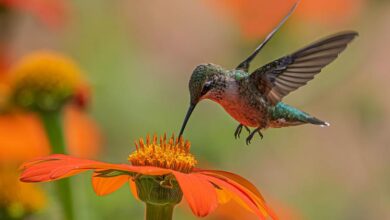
top-left (173, 171), bottom-right (218, 217)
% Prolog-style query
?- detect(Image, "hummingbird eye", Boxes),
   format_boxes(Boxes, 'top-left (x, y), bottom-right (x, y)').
top-left (200, 81), bottom-right (213, 96)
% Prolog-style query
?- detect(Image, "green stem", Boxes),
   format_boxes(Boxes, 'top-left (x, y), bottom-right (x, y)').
top-left (39, 111), bottom-right (75, 220)
top-left (145, 203), bottom-right (174, 220)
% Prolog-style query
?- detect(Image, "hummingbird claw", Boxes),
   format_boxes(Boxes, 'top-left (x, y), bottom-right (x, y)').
top-left (257, 130), bottom-right (264, 139)
top-left (245, 127), bottom-right (262, 144)
top-left (245, 138), bottom-right (251, 145)
top-left (234, 124), bottom-right (242, 139)
top-left (234, 124), bottom-right (251, 139)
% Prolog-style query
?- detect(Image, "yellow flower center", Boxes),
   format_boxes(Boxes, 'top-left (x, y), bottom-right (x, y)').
top-left (128, 134), bottom-right (197, 173)
top-left (10, 51), bottom-right (85, 111)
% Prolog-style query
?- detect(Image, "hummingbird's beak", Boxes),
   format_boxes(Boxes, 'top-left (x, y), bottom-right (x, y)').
top-left (179, 104), bottom-right (196, 137)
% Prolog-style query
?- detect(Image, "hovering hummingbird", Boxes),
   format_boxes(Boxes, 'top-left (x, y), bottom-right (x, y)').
top-left (179, 3), bottom-right (358, 144)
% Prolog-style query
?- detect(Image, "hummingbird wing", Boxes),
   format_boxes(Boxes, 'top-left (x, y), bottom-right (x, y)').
top-left (249, 31), bottom-right (358, 105)
top-left (236, 2), bottom-right (299, 72)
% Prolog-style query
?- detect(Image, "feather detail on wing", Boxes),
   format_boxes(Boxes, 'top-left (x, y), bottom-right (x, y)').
top-left (249, 31), bottom-right (358, 104)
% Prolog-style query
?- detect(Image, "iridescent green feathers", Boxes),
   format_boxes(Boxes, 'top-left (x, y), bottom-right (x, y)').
top-left (188, 64), bottom-right (224, 104)
top-left (269, 102), bottom-right (329, 127)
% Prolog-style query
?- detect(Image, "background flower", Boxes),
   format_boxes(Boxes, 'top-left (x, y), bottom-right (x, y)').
top-left (0, 51), bottom-right (101, 162)
top-left (205, 0), bottom-right (365, 39)
top-left (0, 51), bottom-right (100, 219)
top-left (0, 106), bottom-right (101, 162)
top-left (0, 0), bottom-right (68, 27)
top-left (0, 164), bottom-right (46, 219)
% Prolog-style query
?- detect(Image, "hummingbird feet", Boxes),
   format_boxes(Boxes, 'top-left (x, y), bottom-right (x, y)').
top-left (234, 124), bottom-right (250, 139)
top-left (245, 128), bottom-right (263, 145)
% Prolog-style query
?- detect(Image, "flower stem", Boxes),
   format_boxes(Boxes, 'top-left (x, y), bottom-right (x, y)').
top-left (39, 111), bottom-right (75, 220)
top-left (145, 203), bottom-right (174, 220)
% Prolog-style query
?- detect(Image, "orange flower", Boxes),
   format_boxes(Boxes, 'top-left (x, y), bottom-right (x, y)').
top-left (9, 51), bottom-right (87, 112)
top-left (0, 0), bottom-right (68, 27)
top-left (0, 51), bottom-right (101, 161)
top-left (0, 164), bottom-right (46, 218)
top-left (64, 105), bottom-right (101, 158)
top-left (7, 51), bottom-right (99, 220)
top-left (206, 0), bottom-right (364, 39)
top-left (0, 106), bottom-right (101, 162)
top-left (295, 0), bottom-right (363, 24)
top-left (20, 134), bottom-right (277, 219)
top-left (0, 112), bottom-right (50, 162)
top-left (0, 78), bottom-right (11, 111)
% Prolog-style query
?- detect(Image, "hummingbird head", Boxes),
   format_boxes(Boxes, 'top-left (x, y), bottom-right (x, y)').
top-left (179, 63), bottom-right (221, 137)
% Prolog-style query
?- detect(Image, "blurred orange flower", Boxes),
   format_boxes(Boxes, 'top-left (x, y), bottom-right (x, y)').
top-left (20, 134), bottom-right (277, 219)
top-left (0, 51), bottom-right (10, 77)
top-left (0, 106), bottom-right (101, 162)
top-left (0, 51), bottom-right (101, 162)
top-left (0, 164), bottom-right (46, 219)
top-left (0, 76), bottom-right (10, 110)
top-left (64, 105), bottom-right (101, 158)
top-left (206, 0), bottom-right (364, 39)
top-left (0, 0), bottom-right (68, 27)
top-left (0, 112), bottom-right (49, 162)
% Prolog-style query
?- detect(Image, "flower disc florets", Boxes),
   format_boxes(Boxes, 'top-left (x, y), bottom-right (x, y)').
top-left (128, 134), bottom-right (197, 173)
top-left (10, 51), bottom-right (84, 112)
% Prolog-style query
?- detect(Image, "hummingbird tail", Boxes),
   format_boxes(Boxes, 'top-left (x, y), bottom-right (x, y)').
top-left (304, 116), bottom-right (330, 127)
top-left (270, 102), bottom-right (330, 128)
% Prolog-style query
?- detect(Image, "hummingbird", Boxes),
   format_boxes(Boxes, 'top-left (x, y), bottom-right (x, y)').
top-left (178, 2), bottom-right (358, 144)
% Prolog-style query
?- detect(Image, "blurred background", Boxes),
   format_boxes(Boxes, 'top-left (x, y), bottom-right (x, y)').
top-left (1, 0), bottom-right (389, 219)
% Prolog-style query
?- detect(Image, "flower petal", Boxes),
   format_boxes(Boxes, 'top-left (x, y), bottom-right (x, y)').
top-left (199, 169), bottom-right (277, 218)
top-left (215, 186), bottom-right (231, 204)
top-left (129, 179), bottom-right (139, 200)
top-left (92, 174), bottom-right (129, 196)
top-left (200, 174), bottom-right (277, 220)
top-left (198, 169), bottom-right (265, 202)
top-left (20, 154), bottom-right (171, 182)
top-left (0, 113), bottom-right (50, 162)
top-left (129, 166), bottom-right (171, 175)
top-left (173, 171), bottom-right (218, 217)
top-left (65, 106), bottom-right (101, 158)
